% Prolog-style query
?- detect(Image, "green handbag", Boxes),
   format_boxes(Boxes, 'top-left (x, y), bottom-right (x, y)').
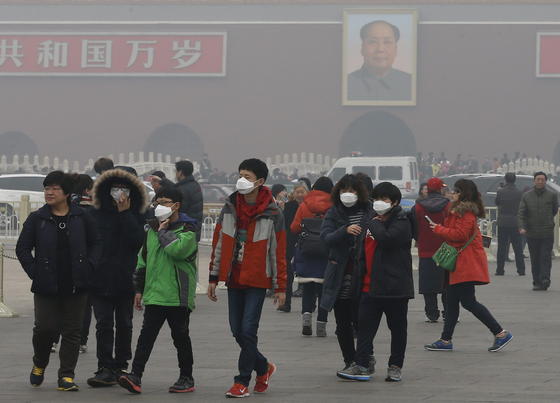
top-left (432, 232), bottom-right (476, 272)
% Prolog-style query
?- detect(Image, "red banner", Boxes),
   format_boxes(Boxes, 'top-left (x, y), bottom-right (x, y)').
top-left (0, 32), bottom-right (226, 76)
top-left (537, 33), bottom-right (560, 77)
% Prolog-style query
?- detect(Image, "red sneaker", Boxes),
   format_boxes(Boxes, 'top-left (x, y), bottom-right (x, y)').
top-left (225, 383), bottom-right (250, 398)
top-left (254, 362), bottom-right (277, 393)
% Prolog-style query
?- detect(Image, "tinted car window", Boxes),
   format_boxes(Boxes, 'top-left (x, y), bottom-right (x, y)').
top-left (0, 177), bottom-right (45, 191)
top-left (352, 166), bottom-right (376, 179)
top-left (379, 166), bottom-right (403, 180)
top-left (329, 167), bottom-right (347, 183)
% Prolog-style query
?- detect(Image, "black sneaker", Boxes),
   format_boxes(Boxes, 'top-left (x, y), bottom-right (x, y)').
top-left (368, 356), bottom-right (376, 375)
top-left (30, 365), bottom-right (45, 387)
top-left (169, 375), bottom-right (195, 393)
top-left (336, 363), bottom-right (371, 381)
top-left (87, 367), bottom-right (117, 387)
top-left (57, 377), bottom-right (79, 391)
top-left (118, 373), bottom-right (142, 394)
top-left (276, 304), bottom-right (291, 313)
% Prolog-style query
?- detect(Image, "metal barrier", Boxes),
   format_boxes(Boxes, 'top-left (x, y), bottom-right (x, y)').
top-left (0, 244), bottom-right (17, 317)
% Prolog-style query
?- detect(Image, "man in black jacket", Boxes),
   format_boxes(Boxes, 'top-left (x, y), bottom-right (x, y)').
top-left (17, 171), bottom-right (102, 392)
top-left (87, 169), bottom-right (147, 387)
top-left (175, 160), bottom-right (203, 241)
top-left (495, 173), bottom-right (525, 276)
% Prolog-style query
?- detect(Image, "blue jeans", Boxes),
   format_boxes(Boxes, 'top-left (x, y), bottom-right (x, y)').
top-left (228, 288), bottom-right (269, 386)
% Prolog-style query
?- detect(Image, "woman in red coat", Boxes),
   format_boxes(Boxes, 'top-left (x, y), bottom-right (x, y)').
top-left (424, 179), bottom-right (513, 352)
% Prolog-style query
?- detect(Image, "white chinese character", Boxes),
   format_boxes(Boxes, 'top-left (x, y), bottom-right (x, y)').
top-left (37, 41), bottom-right (69, 68)
top-left (0, 39), bottom-right (23, 68)
top-left (81, 40), bottom-right (112, 68)
top-left (172, 40), bottom-right (202, 69)
top-left (127, 40), bottom-right (156, 68)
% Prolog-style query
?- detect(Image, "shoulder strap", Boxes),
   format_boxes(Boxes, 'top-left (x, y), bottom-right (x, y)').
top-left (458, 229), bottom-right (477, 253)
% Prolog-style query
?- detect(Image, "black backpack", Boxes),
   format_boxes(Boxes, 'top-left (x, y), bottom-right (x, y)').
top-left (298, 214), bottom-right (328, 259)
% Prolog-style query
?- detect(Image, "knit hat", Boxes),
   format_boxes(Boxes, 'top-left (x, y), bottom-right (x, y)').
top-left (427, 177), bottom-right (444, 192)
top-left (312, 176), bottom-right (334, 194)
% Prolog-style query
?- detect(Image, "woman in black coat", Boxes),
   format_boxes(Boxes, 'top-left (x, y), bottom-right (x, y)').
top-left (320, 174), bottom-right (371, 371)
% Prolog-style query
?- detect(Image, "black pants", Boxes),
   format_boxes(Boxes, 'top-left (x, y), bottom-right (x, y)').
top-left (131, 305), bottom-right (194, 378)
top-left (284, 261), bottom-right (295, 308)
top-left (92, 295), bottom-right (134, 370)
top-left (423, 292), bottom-right (447, 320)
top-left (355, 294), bottom-right (408, 369)
top-left (333, 298), bottom-right (357, 365)
top-left (526, 237), bottom-right (554, 287)
top-left (301, 282), bottom-right (328, 322)
top-left (496, 226), bottom-right (526, 274)
top-left (442, 283), bottom-right (502, 341)
top-left (81, 296), bottom-right (92, 345)
top-left (33, 293), bottom-right (88, 378)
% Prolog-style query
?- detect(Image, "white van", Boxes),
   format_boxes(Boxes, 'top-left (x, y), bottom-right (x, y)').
top-left (327, 156), bottom-right (420, 198)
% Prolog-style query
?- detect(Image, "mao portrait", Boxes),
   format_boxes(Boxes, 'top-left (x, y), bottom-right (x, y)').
top-left (343, 9), bottom-right (417, 106)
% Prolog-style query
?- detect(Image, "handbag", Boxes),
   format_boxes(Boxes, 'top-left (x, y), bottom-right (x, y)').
top-left (298, 214), bottom-right (328, 259)
top-left (432, 231), bottom-right (476, 272)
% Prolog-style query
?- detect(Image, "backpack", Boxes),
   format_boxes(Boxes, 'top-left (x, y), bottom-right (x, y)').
top-left (298, 214), bottom-right (328, 259)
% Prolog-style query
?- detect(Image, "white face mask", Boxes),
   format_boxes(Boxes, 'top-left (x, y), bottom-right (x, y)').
top-left (154, 204), bottom-right (173, 222)
top-left (373, 200), bottom-right (393, 215)
top-left (110, 187), bottom-right (130, 202)
top-left (236, 177), bottom-right (257, 195)
top-left (340, 192), bottom-right (358, 207)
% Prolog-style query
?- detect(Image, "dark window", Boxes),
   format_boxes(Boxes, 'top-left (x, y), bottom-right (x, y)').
top-left (329, 167), bottom-right (347, 183)
top-left (0, 177), bottom-right (44, 192)
top-left (379, 166), bottom-right (403, 180)
top-left (352, 166), bottom-right (376, 179)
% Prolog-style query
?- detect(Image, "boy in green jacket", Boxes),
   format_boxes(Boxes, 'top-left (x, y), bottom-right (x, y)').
top-left (118, 186), bottom-right (198, 394)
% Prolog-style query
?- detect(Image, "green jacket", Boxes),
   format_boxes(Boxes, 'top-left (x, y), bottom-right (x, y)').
top-left (518, 187), bottom-right (559, 239)
top-left (134, 214), bottom-right (198, 310)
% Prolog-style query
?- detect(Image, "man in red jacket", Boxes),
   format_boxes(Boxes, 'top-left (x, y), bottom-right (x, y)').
top-left (412, 178), bottom-right (450, 322)
top-left (207, 158), bottom-right (287, 399)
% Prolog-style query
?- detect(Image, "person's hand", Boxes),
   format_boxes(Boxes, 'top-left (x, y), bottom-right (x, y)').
top-left (148, 175), bottom-right (161, 187)
top-left (519, 228), bottom-right (527, 235)
top-left (134, 293), bottom-right (143, 311)
top-left (274, 292), bottom-right (286, 307)
top-left (158, 219), bottom-right (170, 231)
top-left (346, 224), bottom-right (362, 236)
top-left (429, 222), bottom-right (438, 231)
top-left (207, 283), bottom-right (218, 302)
top-left (117, 195), bottom-right (131, 212)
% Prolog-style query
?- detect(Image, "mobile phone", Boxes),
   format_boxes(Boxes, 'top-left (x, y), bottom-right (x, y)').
top-left (424, 215), bottom-right (435, 225)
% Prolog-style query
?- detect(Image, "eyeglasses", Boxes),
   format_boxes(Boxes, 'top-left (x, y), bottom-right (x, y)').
top-left (154, 200), bottom-right (175, 206)
top-left (44, 186), bottom-right (63, 192)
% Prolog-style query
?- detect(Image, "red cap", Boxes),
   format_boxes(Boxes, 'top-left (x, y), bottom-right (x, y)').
top-left (427, 177), bottom-right (444, 192)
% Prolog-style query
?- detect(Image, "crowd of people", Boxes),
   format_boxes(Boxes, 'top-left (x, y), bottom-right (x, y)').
top-left (14, 155), bottom-right (558, 397)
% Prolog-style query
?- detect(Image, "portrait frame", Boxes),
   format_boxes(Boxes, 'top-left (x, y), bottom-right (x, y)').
top-left (342, 9), bottom-right (418, 106)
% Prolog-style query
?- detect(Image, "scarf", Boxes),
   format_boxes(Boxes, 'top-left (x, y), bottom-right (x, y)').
top-left (235, 186), bottom-right (273, 230)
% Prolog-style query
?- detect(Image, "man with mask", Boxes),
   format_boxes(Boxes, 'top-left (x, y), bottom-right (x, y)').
top-left (86, 169), bottom-right (147, 387)
top-left (518, 172), bottom-right (559, 291)
top-left (175, 160), bottom-right (203, 241)
top-left (347, 20), bottom-right (412, 101)
top-left (207, 158), bottom-right (287, 398)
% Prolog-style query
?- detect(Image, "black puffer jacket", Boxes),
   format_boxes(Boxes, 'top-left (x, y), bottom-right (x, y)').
top-left (16, 204), bottom-right (102, 295)
top-left (353, 206), bottom-right (414, 299)
top-left (495, 184), bottom-right (523, 228)
top-left (176, 175), bottom-right (203, 241)
top-left (90, 169), bottom-right (147, 297)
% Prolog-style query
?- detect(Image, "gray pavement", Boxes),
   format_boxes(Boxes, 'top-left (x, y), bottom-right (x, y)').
top-left (1, 246), bottom-right (560, 402)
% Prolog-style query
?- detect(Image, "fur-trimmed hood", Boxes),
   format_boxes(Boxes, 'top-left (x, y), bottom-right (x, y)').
top-left (92, 169), bottom-right (148, 213)
top-left (450, 201), bottom-right (480, 217)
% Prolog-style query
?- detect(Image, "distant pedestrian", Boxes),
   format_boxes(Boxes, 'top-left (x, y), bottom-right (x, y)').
top-left (418, 182), bottom-right (429, 199)
top-left (175, 160), bottom-right (203, 241)
top-left (271, 184), bottom-right (288, 210)
top-left (518, 172), bottom-right (558, 290)
top-left (337, 182), bottom-right (413, 383)
top-left (118, 186), bottom-right (199, 394)
top-left (411, 177), bottom-right (449, 322)
top-left (16, 171), bottom-right (101, 391)
top-left (320, 174), bottom-right (372, 372)
top-left (87, 169), bottom-right (147, 387)
top-left (290, 176), bottom-right (333, 337)
top-left (495, 173), bottom-right (525, 276)
top-left (207, 158), bottom-right (286, 398)
top-left (425, 179), bottom-right (513, 353)
top-left (93, 157), bottom-right (114, 175)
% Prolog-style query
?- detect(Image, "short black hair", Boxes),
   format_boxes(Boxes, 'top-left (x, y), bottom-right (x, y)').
top-left (534, 171), bottom-right (548, 180)
top-left (93, 157), bottom-right (114, 174)
top-left (155, 186), bottom-right (183, 204)
top-left (271, 183), bottom-right (287, 198)
top-left (360, 20), bottom-right (400, 42)
top-left (238, 158), bottom-right (269, 181)
top-left (151, 170), bottom-right (166, 179)
top-left (372, 182), bottom-right (402, 204)
top-left (43, 170), bottom-right (74, 195)
top-left (115, 166), bottom-right (138, 176)
top-left (505, 173), bottom-right (516, 184)
top-left (175, 160), bottom-right (194, 177)
top-left (72, 174), bottom-right (93, 195)
top-left (355, 172), bottom-right (374, 199)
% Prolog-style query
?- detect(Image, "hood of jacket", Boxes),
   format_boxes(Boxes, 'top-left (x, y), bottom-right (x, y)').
top-left (170, 212), bottom-right (198, 230)
top-left (417, 193), bottom-right (449, 213)
top-left (451, 201), bottom-right (480, 217)
top-left (302, 190), bottom-right (332, 215)
top-left (92, 169), bottom-right (148, 214)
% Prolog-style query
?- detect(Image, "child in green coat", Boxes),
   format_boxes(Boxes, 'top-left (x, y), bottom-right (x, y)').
top-left (118, 186), bottom-right (198, 394)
